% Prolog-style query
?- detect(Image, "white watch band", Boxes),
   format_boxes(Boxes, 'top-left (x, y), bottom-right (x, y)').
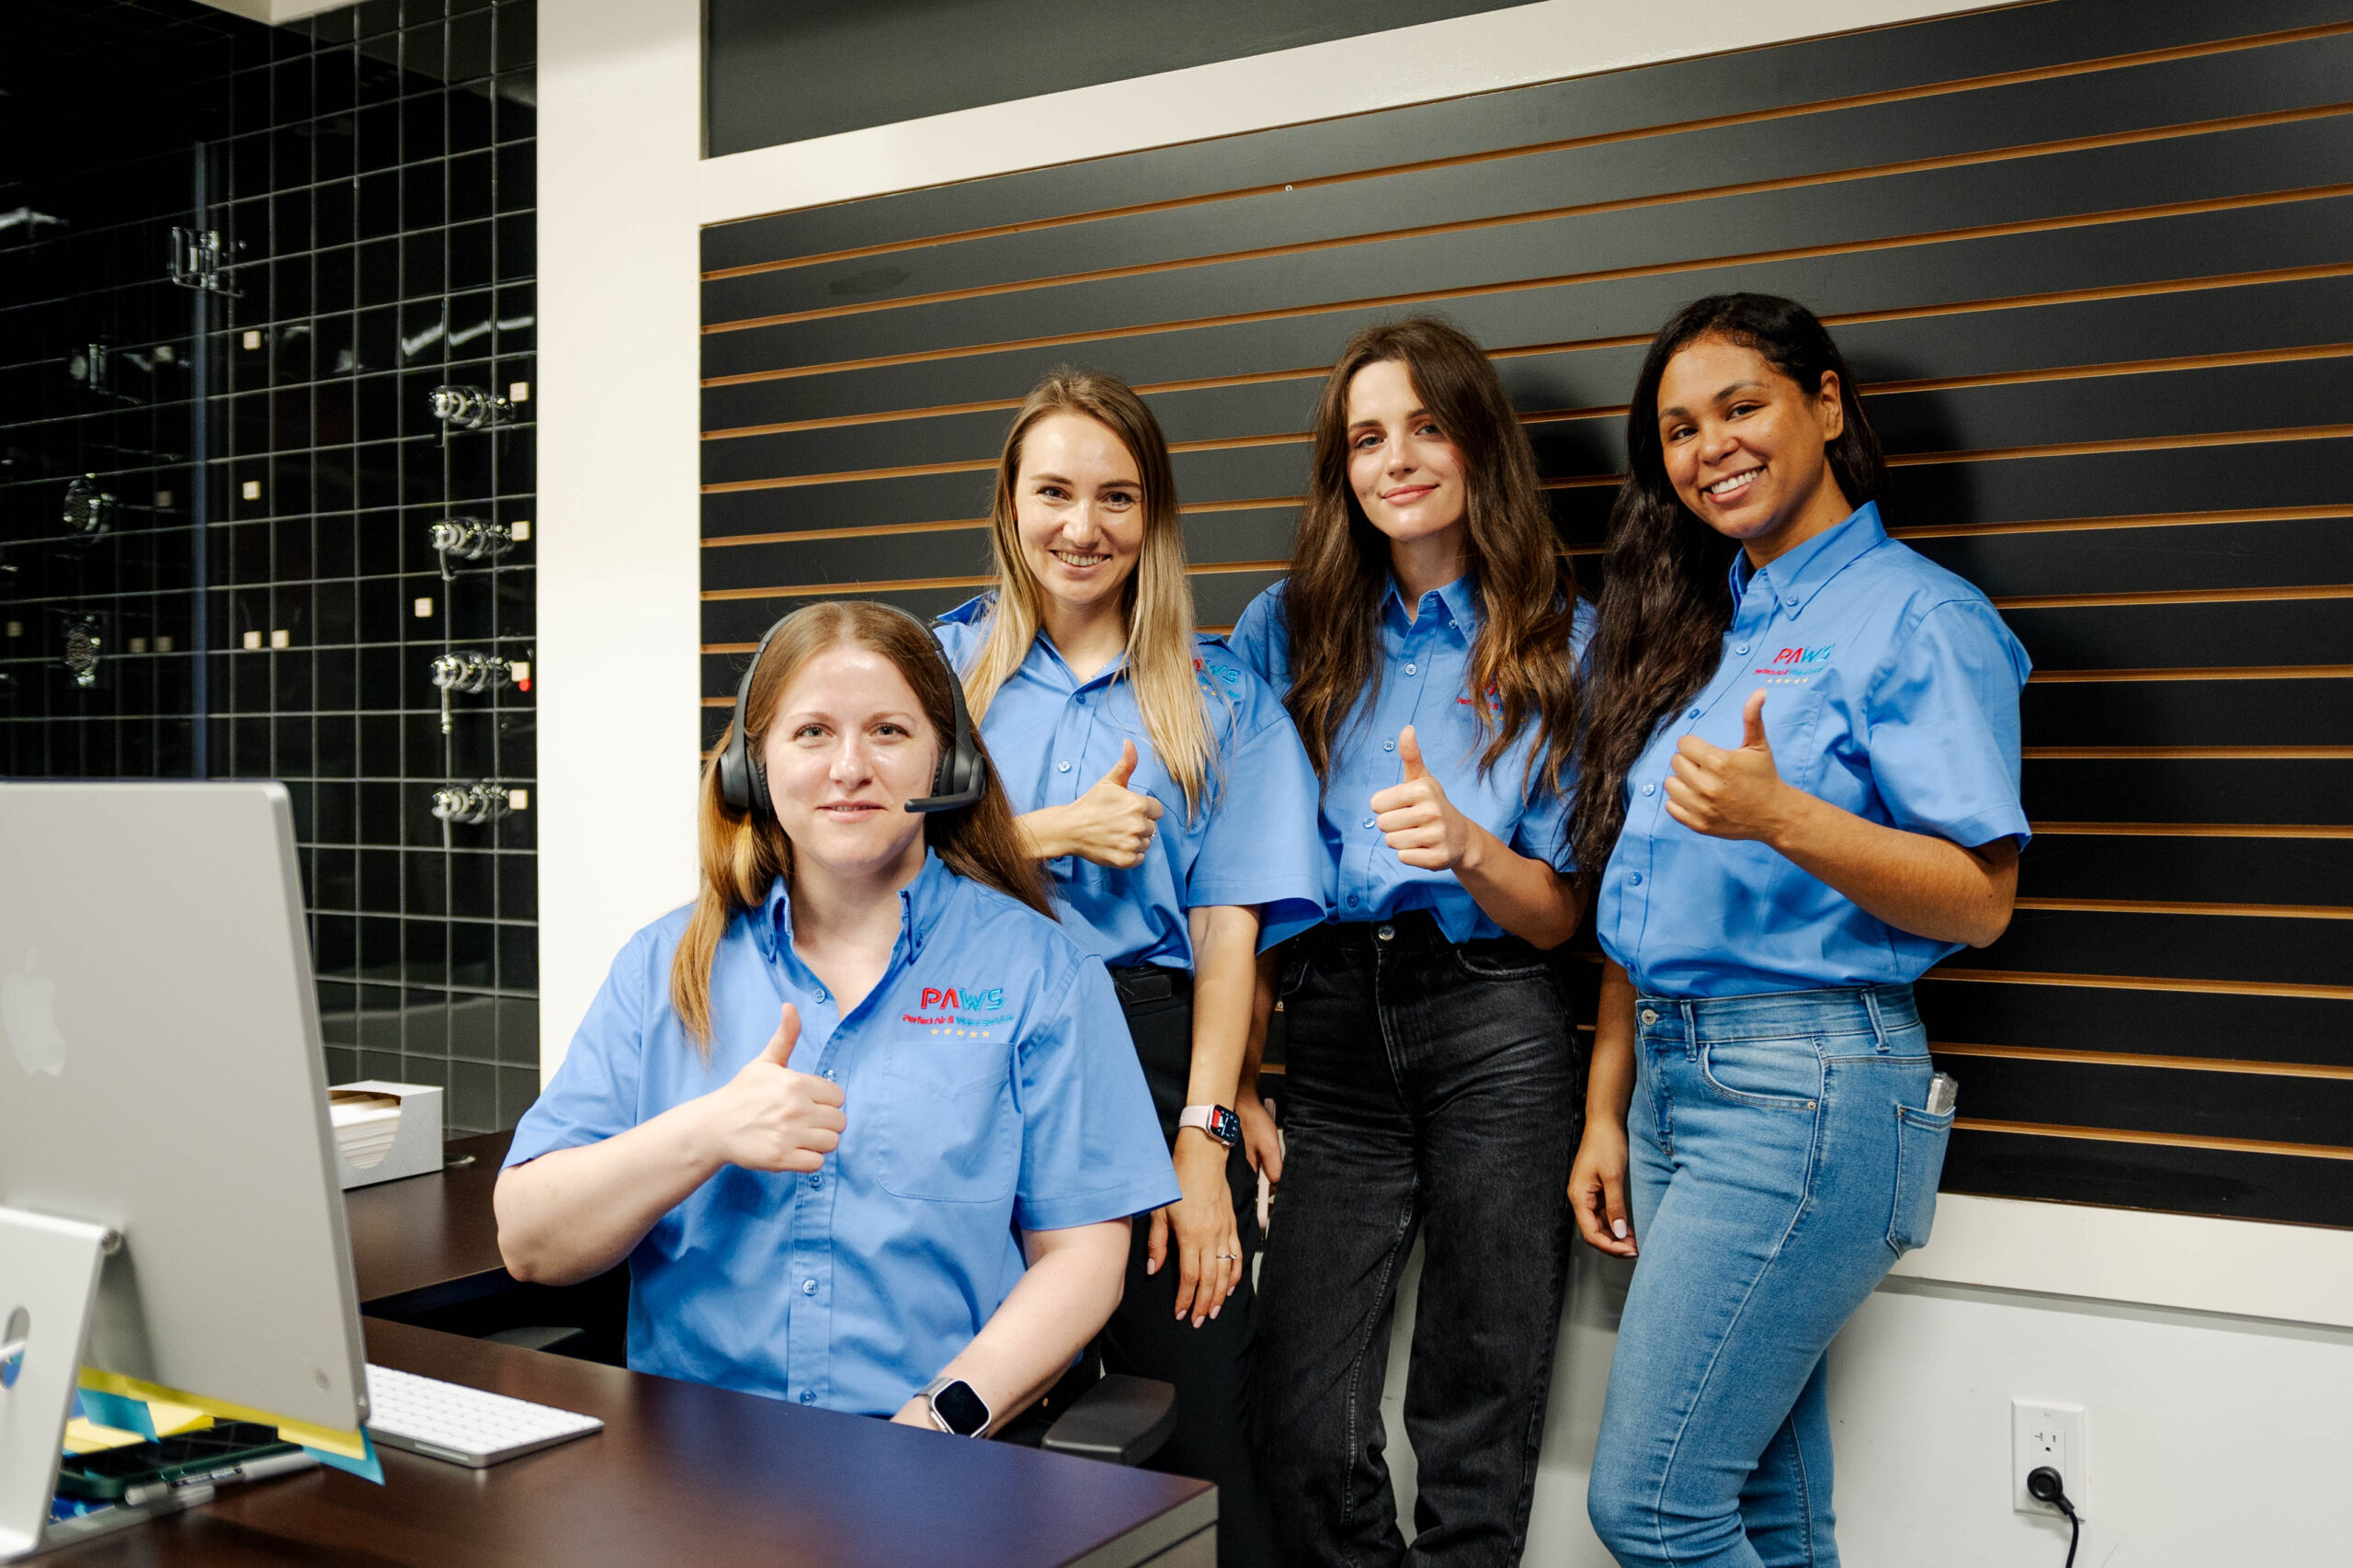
top-left (1177, 1106), bottom-right (1217, 1134)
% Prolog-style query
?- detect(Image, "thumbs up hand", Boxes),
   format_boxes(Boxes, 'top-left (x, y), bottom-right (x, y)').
top-left (1041, 738), bottom-right (1166, 869)
top-left (704, 1004), bottom-right (847, 1175)
top-left (1370, 726), bottom-right (1473, 870)
top-left (1664, 688), bottom-right (1794, 843)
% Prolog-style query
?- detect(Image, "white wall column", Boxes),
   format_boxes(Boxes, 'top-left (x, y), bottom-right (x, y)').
top-left (535, 0), bottom-right (704, 1071)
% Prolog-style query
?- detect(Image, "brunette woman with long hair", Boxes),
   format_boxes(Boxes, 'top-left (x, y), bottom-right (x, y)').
top-left (935, 369), bottom-right (1324, 1567)
top-left (494, 601), bottom-right (1177, 1435)
top-left (1228, 317), bottom-right (1592, 1567)
top-left (1567, 295), bottom-right (2029, 1567)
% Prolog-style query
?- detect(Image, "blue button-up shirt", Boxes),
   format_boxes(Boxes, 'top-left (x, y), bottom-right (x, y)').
top-left (934, 598), bottom-right (1327, 970)
top-left (1230, 575), bottom-right (1598, 943)
top-left (504, 852), bottom-right (1178, 1415)
top-left (1598, 503), bottom-right (2032, 998)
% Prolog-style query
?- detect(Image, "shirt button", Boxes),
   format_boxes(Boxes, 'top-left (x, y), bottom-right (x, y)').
top-left (814, 988), bottom-right (828, 1002)
top-left (799, 1390), bottom-right (815, 1404)
top-left (801, 1278), bottom-right (817, 1296)
top-left (1404, 663), bottom-right (1417, 676)
top-left (808, 1173), bottom-right (823, 1189)
top-left (1056, 760), bottom-right (1071, 773)
top-left (1376, 925), bottom-right (1395, 942)
top-left (1362, 816), bottom-right (1377, 830)
top-left (1629, 873), bottom-right (1643, 886)
top-left (1735, 644), bottom-right (1750, 655)
top-left (823, 1069), bottom-right (837, 1082)
top-left (1642, 783), bottom-right (1656, 796)
top-left (1346, 893), bottom-right (1361, 908)
top-left (1687, 707), bottom-right (1700, 719)
top-left (1383, 739), bottom-right (1395, 752)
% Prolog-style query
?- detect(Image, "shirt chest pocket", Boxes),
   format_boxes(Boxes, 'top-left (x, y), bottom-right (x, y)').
top-left (872, 1035), bottom-right (1020, 1204)
top-left (1747, 668), bottom-right (1843, 792)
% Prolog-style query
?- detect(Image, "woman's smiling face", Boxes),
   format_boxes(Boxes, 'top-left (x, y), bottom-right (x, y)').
top-left (1014, 411), bottom-right (1147, 615)
top-left (1344, 358), bottom-right (1468, 551)
top-left (760, 642), bottom-right (938, 881)
top-left (1655, 334), bottom-right (1846, 549)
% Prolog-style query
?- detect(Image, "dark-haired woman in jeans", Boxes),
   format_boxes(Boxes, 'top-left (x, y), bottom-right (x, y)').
top-left (1230, 317), bottom-right (1592, 1568)
top-left (1567, 294), bottom-right (2028, 1568)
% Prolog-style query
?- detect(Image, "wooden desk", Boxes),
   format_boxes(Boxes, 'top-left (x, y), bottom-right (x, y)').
top-left (61, 1136), bottom-right (1216, 1564)
top-left (62, 1321), bottom-right (1214, 1567)
top-left (344, 1131), bottom-right (517, 1314)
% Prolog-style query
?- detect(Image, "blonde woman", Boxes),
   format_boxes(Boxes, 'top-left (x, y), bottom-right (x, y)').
top-left (494, 601), bottom-right (1176, 1437)
top-left (935, 369), bottom-right (1324, 1567)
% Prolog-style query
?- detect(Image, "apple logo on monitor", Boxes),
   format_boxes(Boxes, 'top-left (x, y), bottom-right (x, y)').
top-left (4, 948), bottom-right (67, 1077)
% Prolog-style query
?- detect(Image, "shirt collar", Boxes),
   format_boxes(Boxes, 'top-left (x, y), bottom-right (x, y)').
top-left (755, 848), bottom-right (961, 966)
top-left (1381, 573), bottom-right (1478, 635)
top-left (1731, 501), bottom-right (1885, 618)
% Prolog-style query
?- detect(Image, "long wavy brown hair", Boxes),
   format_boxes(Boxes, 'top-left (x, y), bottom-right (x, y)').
top-left (670, 601), bottom-right (1051, 1052)
top-left (960, 368), bottom-right (1220, 816)
top-left (1568, 293), bottom-right (1887, 892)
top-left (1282, 316), bottom-right (1584, 801)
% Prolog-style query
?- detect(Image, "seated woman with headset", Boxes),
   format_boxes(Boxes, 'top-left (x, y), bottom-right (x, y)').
top-left (494, 600), bottom-right (1179, 1437)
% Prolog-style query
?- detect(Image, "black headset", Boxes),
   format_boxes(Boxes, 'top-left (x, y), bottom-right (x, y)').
top-left (716, 603), bottom-right (988, 819)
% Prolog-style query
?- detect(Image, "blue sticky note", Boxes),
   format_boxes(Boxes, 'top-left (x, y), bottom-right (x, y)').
top-left (78, 1391), bottom-right (156, 1440)
top-left (302, 1427), bottom-right (384, 1485)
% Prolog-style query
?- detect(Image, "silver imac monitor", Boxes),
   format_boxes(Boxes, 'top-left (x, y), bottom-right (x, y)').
top-left (0, 781), bottom-right (368, 1552)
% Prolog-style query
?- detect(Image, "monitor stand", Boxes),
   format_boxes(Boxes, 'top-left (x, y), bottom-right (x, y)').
top-left (0, 1206), bottom-right (209, 1562)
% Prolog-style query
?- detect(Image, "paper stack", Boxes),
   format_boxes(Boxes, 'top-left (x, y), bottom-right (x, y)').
top-left (329, 1091), bottom-right (403, 1171)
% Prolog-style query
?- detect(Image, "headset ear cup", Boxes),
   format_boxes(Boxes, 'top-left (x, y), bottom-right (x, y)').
top-left (717, 724), bottom-right (749, 812)
top-left (747, 753), bottom-right (773, 820)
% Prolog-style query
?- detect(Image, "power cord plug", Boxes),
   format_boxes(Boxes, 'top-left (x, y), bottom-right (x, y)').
top-left (2026, 1466), bottom-right (2083, 1568)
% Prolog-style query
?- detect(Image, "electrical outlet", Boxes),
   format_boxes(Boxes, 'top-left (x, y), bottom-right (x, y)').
top-left (2012, 1399), bottom-right (2086, 1514)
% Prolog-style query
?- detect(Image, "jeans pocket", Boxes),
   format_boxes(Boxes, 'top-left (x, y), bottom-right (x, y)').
top-left (1887, 1105), bottom-right (1955, 1256)
top-left (1446, 940), bottom-right (1551, 982)
top-left (1698, 1036), bottom-right (1822, 1109)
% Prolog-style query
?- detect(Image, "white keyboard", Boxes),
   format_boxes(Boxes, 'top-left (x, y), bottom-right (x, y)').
top-left (363, 1364), bottom-right (604, 1468)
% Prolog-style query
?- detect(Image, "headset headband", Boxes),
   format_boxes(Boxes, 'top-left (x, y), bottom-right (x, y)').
top-left (716, 602), bottom-right (986, 819)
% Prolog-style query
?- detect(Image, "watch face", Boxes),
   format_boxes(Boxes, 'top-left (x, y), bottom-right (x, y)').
top-left (931, 1379), bottom-right (991, 1437)
top-left (1208, 1106), bottom-right (1241, 1146)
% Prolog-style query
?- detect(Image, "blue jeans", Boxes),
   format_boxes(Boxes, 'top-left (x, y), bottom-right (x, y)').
top-left (1587, 985), bottom-right (1953, 1568)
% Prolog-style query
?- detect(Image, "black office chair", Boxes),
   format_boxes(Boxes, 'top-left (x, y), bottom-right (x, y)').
top-left (996, 1353), bottom-right (1177, 1467)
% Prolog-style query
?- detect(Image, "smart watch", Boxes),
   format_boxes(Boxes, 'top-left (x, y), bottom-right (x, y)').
top-left (1178, 1105), bottom-right (1242, 1148)
top-left (920, 1375), bottom-right (992, 1437)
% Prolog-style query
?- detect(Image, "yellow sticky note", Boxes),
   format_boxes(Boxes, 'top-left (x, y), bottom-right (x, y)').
top-left (63, 1417), bottom-right (146, 1455)
top-left (146, 1400), bottom-right (215, 1437)
top-left (78, 1366), bottom-right (369, 1462)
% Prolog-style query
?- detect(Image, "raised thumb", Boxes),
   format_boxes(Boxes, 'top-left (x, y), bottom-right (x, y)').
top-left (760, 1003), bottom-right (801, 1065)
top-left (1742, 689), bottom-right (1770, 750)
top-left (1105, 737), bottom-right (1139, 789)
top-left (1398, 725), bottom-right (1428, 780)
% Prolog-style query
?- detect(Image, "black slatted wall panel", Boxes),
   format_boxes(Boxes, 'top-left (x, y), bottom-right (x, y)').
top-left (699, 0), bottom-right (2353, 1227)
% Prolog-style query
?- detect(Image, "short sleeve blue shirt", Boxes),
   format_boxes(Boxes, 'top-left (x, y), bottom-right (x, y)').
top-left (503, 851), bottom-right (1178, 1415)
top-left (1229, 575), bottom-right (1598, 943)
top-left (1597, 503), bottom-right (2032, 998)
top-left (934, 597), bottom-right (1327, 970)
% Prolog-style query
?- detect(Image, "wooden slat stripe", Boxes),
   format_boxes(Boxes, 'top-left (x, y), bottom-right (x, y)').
top-left (1926, 967), bottom-right (2353, 1001)
top-left (705, 101), bottom-right (2353, 332)
top-left (1892, 501), bottom-right (2353, 540)
top-left (1995, 582), bottom-right (2353, 608)
top-left (1952, 1117), bottom-right (2353, 1161)
top-left (2030, 821), bottom-right (2353, 837)
top-left (2029, 665), bottom-right (2353, 683)
top-left (2019, 744), bottom-right (2353, 757)
top-left (702, 558), bottom-right (1289, 602)
top-left (703, 182), bottom-right (2353, 386)
top-left (703, 335), bottom-right (2353, 443)
top-left (2014, 897), bottom-right (2353, 919)
top-left (703, 19), bottom-right (2353, 277)
top-left (1932, 1041), bottom-right (2353, 1080)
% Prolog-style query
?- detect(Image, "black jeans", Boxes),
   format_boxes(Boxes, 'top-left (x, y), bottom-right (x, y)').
top-left (1255, 914), bottom-right (1584, 1568)
top-left (1102, 968), bottom-right (1279, 1568)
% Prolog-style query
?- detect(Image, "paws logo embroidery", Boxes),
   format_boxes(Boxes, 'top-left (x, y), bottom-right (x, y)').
top-left (1754, 643), bottom-right (1834, 686)
top-left (1193, 657), bottom-right (1244, 696)
top-left (904, 983), bottom-right (1011, 1039)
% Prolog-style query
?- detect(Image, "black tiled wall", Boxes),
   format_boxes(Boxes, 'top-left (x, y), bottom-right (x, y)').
top-left (1, 0), bottom-right (540, 1134)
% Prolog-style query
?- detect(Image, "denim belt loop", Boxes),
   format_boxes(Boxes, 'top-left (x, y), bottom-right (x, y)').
top-left (1861, 986), bottom-right (1890, 1053)
top-left (1678, 997), bottom-right (1699, 1058)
